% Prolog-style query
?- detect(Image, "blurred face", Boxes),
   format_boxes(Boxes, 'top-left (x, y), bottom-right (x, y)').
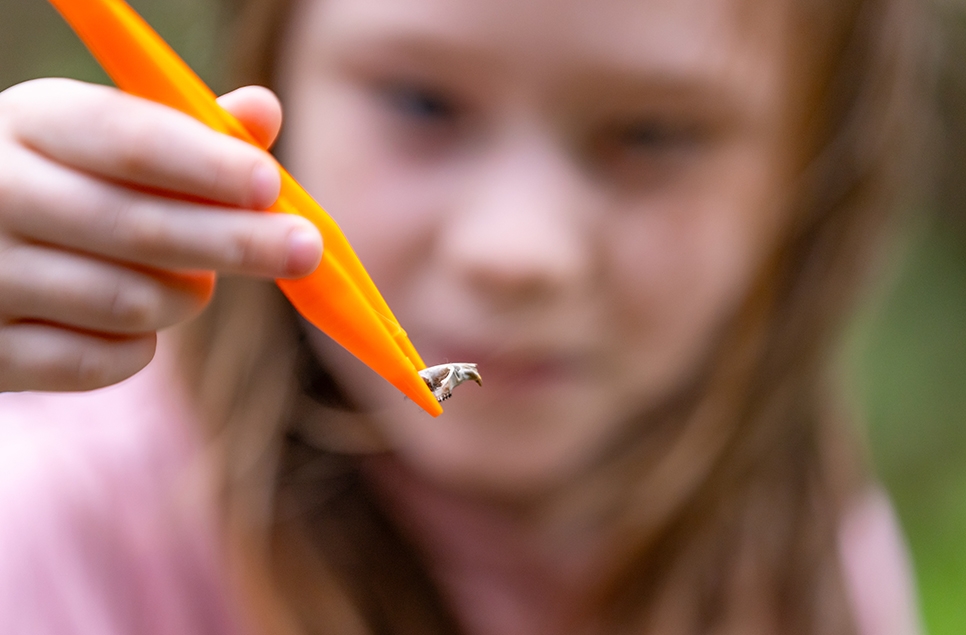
top-left (278, 0), bottom-right (811, 496)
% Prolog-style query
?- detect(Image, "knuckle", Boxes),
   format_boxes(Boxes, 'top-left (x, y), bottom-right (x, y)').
top-left (227, 219), bottom-right (283, 275)
top-left (110, 113), bottom-right (160, 177)
top-left (105, 275), bottom-right (157, 332)
top-left (203, 150), bottom-right (232, 196)
top-left (203, 142), bottom-right (258, 203)
top-left (0, 242), bottom-right (26, 311)
top-left (0, 158), bottom-right (13, 210)
top-left (0, 328), bottom-right (16, 388)
top-left (107, 197), bottom-right (166, 254)
top-left (226, 224), bottom-right (270, 271)
top-left (64, 340), bottom-right (147, 392)
top-left (76, 337), bottom-right (154, 390)
top-left (72, 346), bottom-right (114, 390)
top-left (0, 141), bottom-right (29, 218)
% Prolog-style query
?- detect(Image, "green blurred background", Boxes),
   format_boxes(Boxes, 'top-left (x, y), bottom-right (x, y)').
top-left (1, 0), bottom-right (964, 632)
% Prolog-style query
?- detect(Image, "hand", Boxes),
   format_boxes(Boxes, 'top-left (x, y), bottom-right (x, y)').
top-left (0, 79), bottom-right (322, 392)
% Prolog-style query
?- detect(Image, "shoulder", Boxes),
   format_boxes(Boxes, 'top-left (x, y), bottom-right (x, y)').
top-left (839, 487), bottom-right (923, 635)
top-left (0, 336), bottom-right (245, 635)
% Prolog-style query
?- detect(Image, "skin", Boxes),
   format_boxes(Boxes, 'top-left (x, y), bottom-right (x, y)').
top-left (0, 82), bottom-right (321, 391)
top-left (277, 0), bottom-right (807, 498)
top-left (0, 1), bottom-right (918, 633)
top-left (273, 1), bottom-right (818, 630)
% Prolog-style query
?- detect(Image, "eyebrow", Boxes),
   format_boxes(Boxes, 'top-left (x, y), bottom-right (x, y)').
top-left (320, 29), bottom-right (508, 84)
top-left (317, 20), bottom-right (774, 124)
top-left (564, 68), bottom-right (755, 122)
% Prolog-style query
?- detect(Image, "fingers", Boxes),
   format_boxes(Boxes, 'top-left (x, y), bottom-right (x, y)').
top-left (0, 241), bottom-right (215, 334)
top-left (0, 79), bottom-right (313, 393)
top-left (216, 85), bottom-right (283, 150)
top-left (0, 142), bottom-right (322, 279)
top-left (0, 323), bottom-right (156, 392)
top-left (1, 78), bottom-right (280, 209)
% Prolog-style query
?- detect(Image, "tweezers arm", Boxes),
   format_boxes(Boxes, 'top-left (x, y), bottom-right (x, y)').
top-left (46, 0), bottom-right (443, 416)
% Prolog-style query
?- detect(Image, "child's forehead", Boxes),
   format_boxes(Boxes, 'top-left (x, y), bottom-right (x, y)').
top-left (305, 0), bottom-right (795, 62)
top-left (305, 0), bottom-right (790, 87)
top-left (293, 0), bottom-right (797, 115)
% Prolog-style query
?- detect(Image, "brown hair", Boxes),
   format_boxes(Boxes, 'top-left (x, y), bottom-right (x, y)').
top-left (179, 0), bottom-right (933, 632)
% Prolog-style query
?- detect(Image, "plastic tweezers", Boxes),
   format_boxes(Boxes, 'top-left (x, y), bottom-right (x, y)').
top-left (46, 0), bottom-right (443, 416)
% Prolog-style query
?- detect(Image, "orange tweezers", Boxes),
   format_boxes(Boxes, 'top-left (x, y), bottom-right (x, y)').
top-left (46, 0), bottom-right (443, 416)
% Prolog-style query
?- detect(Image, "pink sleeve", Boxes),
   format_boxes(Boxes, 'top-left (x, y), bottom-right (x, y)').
top-left (0, 339), bottom-right (248, 635)
top-left (839, 487), bottom-right (924, 635)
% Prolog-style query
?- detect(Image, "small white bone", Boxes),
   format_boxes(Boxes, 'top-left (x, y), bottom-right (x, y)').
top-left (419, 363), bottom-right (483, 403)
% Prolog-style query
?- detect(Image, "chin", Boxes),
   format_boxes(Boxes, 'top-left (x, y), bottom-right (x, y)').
top-left (374, 395), bottom-right (610, 500)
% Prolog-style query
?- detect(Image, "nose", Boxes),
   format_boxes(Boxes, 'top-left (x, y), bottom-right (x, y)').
top-left (437, 127), bottom-right (594, 306)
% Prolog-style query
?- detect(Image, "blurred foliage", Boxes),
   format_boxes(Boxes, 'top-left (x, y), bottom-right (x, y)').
top-left (846, 217), bottom-right (966, 635)
top-left (935, 3), bottom-right (966, 232)
top-left (1, 1), bottom-right (964, 633)
top-left (0, 0), bottom-right (225, 91)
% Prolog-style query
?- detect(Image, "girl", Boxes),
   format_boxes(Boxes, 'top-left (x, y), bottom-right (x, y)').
top-left (0, 0), bottom-right (928, 632)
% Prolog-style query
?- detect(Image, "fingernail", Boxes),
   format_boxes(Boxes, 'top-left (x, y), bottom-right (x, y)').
top-left (251, 161), bottom-right (281, 209)
top-left (283, 223), bottom-right (323, 277)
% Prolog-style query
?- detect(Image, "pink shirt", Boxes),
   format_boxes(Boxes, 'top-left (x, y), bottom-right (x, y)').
top-left (0, 342), bottom-right (246, 635)
top-left (0, 338), bottom-right (921, 635)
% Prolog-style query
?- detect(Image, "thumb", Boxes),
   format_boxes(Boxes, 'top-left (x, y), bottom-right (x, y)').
top-left (217, 85), bottom-right (283, 151)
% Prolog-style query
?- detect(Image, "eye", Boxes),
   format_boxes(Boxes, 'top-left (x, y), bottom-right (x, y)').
top-left (372, 79), bottom-right (469, 156)
top-left (589, 118), bottom-right (707, 187)
top-left (380, 81), bottom-right (461, 126)
top-left (611, 119), bottom-right (701, 155)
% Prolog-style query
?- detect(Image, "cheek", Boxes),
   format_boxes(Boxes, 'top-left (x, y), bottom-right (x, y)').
top-left (605, 170), bottom-right (783, 404)
top-left (611, 211), bottom-right (752, 328)
top-left (283, 81), bottom-right (443, 299)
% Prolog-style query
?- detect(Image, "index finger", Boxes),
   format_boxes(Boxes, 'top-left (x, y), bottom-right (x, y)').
top-left (4, 79), bottom-right (280, 209)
